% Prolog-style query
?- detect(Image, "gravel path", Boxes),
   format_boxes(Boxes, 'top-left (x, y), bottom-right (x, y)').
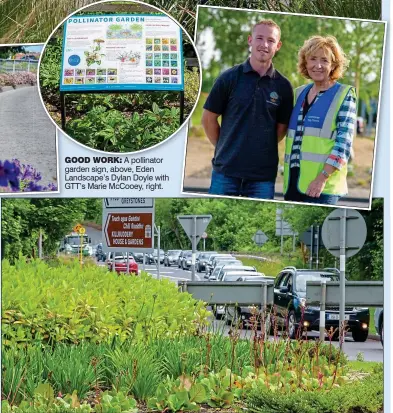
top-left (0, 86), bottom-right (57, 187)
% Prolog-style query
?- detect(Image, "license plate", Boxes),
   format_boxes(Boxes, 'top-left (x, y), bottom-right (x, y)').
top-left (327, 314), bottom-right (350, 321)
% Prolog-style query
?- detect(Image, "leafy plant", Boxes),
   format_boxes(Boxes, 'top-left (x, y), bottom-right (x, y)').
top-left (94, 390), bottom-right (138, 413)
top-left (65, 104), bottom-right (180, 152)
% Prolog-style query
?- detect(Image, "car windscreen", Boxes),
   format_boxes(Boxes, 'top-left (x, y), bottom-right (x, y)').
top-left (168, 250), bottom-right (181, 255)
top-left (224, 275), bottom-right (244, 281)
top-left (296, 273), bottom-right (338, 293)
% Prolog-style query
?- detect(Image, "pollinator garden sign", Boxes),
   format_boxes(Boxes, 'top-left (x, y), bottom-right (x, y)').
top-left (60, 14), bottom-right (184, 92)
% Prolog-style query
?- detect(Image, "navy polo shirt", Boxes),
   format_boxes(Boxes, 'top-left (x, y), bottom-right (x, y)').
top-left (204, 59), bottom-right (293, 181)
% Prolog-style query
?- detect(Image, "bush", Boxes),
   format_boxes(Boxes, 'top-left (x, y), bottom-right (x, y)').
top-left (2, 258), bottom-right (210, 347)
top-left (0, 71), bottom-right (37, 87)
top-left (65, 103), bottom-right (180, 152)
top-left (246, 368), bottom-right (383, 413)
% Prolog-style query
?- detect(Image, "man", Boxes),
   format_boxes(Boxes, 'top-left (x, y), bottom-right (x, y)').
top-left (202, 20), bottom-right (293, 199)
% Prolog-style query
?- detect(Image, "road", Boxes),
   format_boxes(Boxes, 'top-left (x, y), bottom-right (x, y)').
top-left (87, 226), bottom-right (382, 362)
top-left (0, 86), bottom-right (57, 187)
top-left (95, 258), bottom-right (383, 363)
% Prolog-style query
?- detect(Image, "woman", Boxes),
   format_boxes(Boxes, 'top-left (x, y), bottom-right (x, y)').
top-left (283, 35), bottom-right (356, 205)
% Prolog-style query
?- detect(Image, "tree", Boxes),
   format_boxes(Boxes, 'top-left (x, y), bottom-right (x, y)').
top-left (0, 46), bottom-right (25, 59)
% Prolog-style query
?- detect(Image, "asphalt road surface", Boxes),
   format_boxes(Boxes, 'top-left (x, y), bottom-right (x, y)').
top-left (95, 257), bottom-right (383, 363)
top-left (0, 86), bottom-right (57, 187)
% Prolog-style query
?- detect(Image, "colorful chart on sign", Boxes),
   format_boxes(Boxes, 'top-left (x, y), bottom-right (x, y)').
top-left (60, 14), bottom-right (184, 91)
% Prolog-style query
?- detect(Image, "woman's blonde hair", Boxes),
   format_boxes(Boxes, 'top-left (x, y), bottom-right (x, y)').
top-left (297, 35), bottom-right (349, 81)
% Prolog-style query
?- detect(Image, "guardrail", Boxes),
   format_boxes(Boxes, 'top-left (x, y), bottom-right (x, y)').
top-left (178, 281), bottom-right (274, 306)
top-left (306, 281), bottom-right (384, 306)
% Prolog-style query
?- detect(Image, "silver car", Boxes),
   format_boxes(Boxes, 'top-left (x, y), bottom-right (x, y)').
top-left (374, 308), bottom-right (383, 346)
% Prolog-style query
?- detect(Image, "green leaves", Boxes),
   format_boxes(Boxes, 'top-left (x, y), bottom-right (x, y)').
top-left (66, 104), bottom-right (180, 152)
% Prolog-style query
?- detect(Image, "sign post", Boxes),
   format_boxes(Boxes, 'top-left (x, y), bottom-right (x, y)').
top-left (177, 215), bottom-right (212, 281)
top-left (322, 209), bottom-right (367, 349)
top-left (102, 198), bottom-right (155, 265)
top-left (60, 14), bottom-right (185, 129)
top-left (276, 209), bottom-right (297, 255)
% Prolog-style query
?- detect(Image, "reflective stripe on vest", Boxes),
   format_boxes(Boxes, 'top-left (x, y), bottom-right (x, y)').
top-left (284, 83), bottom-right (353, 196)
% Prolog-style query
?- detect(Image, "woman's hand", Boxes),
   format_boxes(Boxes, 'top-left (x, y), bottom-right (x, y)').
top-left (306, 174), bottom-right (328, 198)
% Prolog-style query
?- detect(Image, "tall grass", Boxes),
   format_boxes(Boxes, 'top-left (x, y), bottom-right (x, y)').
top-left (0, 0), bottom-right (381, 44)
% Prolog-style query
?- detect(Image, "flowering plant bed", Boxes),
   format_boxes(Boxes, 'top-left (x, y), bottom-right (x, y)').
top-left (0, 71), bottom-right (37, 88)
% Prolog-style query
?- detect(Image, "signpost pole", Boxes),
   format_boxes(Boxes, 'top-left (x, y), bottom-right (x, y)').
top-left (38, 229), bottom-right (43, 259)
top-left (191, 217), bottom-right (196, 281)
top-left (280, 210), bottom-right (284, 255)
top-left (339, 209), bottom-right (347, 348)
top-left (60, 92), bottom-right (66, 130)
top-left (309, 225), bottom-right (313, 269)
top-left (203, 238), bottom-right (206, 251)
top-left (315, 225), bottom-right (320, 269)
top-left (143, 253), bottom-right (146, 271)
top-left (126, 252), bottom-right (130, 275)
top-left (180, 91), bottom-right (185, 124)
top-left (319, 280), bottom-right (326, 341)
top-left (157, 225), bottom-right (161, 280)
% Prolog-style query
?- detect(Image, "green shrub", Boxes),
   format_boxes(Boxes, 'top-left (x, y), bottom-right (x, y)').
top-left (246, 369), bottom-right (383, 413)
top-left (2, 258), bottom-right (210, 347)
top-left (65, 103), bottom-right (180, 152)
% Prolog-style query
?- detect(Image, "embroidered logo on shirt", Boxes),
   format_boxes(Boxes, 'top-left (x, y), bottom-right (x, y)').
top-left (267, 91), bottom-right (280, 106)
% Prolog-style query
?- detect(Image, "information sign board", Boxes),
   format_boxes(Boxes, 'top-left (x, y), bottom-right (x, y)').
top-left (60, 14), bottom-right (184, 92)
top-left (102, 198), bottom-right (154, 253)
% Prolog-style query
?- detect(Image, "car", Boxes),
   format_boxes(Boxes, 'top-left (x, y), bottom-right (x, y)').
top-left (357, 116), bottom-right (365, 135)
top-left (107, 253), bottom-right (138, 274)
top-left (95, 244), bottom-right (107, 262)
top-left (215, 265), bottom-right (257, 281)
top-left (272, 267), bottom-right (370, 341)
top-left (177, 250), bottom-right (191, 268)
top-left (148, 249), bottom-right (165, 264)
top-left (181, 251), bottom-right (193, 270)
top-left (374, 308), bottom-right (383, 346)
top-left (133, 252), bottom-right (144, 263)
top-left (206, 254), bottom-right (235, 276)
top-left (196, 251), bottom-right (218, 272)
top-left (164, 250), bottom-right (182, 267)
top-left (207, 262), bottom-right (247, 280)
top-left (224, 275), bottom-right (274, 326)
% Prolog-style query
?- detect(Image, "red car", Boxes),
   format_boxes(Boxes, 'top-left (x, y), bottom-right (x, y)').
top-left (107, 255), bottom-right (138, 275)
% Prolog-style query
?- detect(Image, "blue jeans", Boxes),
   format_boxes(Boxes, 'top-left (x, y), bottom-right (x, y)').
top-left (209, 170), bottom-right (275, 199)
top-left (301, 194), bottom-right (340, 205)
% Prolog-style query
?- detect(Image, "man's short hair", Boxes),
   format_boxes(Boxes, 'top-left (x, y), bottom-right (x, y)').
top-left (252, 19), bottom-right (281, 39)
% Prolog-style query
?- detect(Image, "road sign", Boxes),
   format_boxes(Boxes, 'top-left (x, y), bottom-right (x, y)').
top-left (177, 215), bottom-right (212, 281)
top-left (177, 215), bottom-right (212, 244)
top-left (322, 209), bottom-right (367, 258)
top-left (103, 198), bottom-right (154, 253)
top-left (201, 232), bottom-right (208, 239)
top-left (253, 230), bottom-right (268, 246)
top-left (275, 209), bottom-right (296, 236)
top-left (78, 227), bottom-right (86, 235)
top-left (73, 224), bottom-right (82, 232)
top-left (321, 208), bottom-right (367, 351)
top-left (104, 198), bottom-right (154, 208)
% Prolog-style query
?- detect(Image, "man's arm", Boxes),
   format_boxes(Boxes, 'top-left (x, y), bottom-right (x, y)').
top-left (276, 123), bottom-right (288, 142)
top-left (202, 109), bottom-right (221, 147)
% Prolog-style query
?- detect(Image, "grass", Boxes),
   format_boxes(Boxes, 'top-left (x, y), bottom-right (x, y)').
top-left (348, 360), bottom-right (382, 373)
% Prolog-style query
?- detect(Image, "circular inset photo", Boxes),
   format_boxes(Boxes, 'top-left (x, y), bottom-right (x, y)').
top-left (38, 0), bottom-right (201, 153)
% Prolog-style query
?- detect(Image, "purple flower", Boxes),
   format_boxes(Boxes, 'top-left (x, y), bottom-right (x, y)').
top-left (0, 159), bottom-right (57, 192)
top-left (0, 160), bottom-right (20, 189)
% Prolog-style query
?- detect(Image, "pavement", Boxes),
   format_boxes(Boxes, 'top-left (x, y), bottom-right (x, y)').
top-left (183, 178), bottom-right (371, 208)
top-left (0, 85), bottom-right (57, 188)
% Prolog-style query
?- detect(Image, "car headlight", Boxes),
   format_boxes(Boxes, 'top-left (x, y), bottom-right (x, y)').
top-left (186, 260), bottom-right (191, 264)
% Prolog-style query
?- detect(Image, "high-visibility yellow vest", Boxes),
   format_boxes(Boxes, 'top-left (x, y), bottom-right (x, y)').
top-left (283, 82), bottom-right (354, 196)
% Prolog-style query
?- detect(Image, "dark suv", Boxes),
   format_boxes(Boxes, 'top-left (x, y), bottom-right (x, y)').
top-left (273, 267), bottom-right (370, 342)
